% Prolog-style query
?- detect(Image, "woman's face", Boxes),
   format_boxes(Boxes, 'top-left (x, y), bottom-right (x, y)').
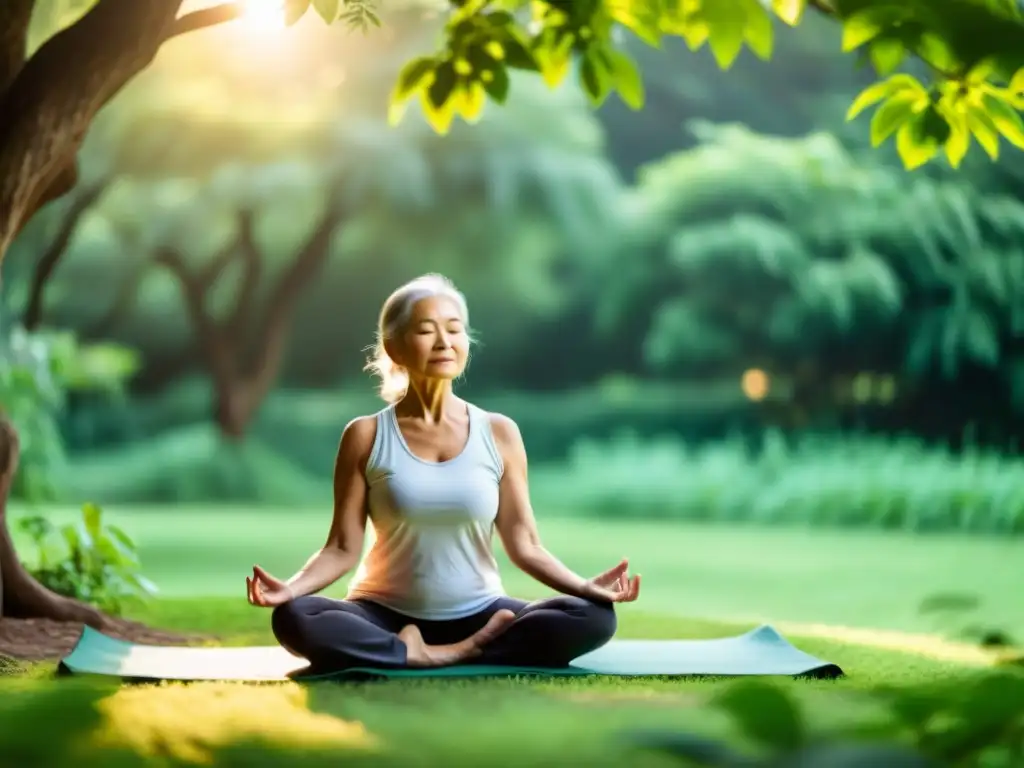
top-left (390, 295), bottom-right (469, 382)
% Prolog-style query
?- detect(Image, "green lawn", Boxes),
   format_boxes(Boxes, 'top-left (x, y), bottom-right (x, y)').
top-left (12, 504), bottom-right (1024, 639)
top-left (4, 509), bottom-right (1023, 767)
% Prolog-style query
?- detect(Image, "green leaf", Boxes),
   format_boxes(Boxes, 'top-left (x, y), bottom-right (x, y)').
top-left (967, 103), bottom-right (1003, 158)
top-left (743, 2), bottom-right (774, 61)
top-left (714, 681), bottom-right (805, 751)
top-left (284, 0), bottom-right (311, 26)
top-left (846, 74), bottom-right (927, 120)
top-left (580, 52), bottom-right (612, 106)
top-left (533, 29), bottom-right (575, 87)
top-left (703, 0), bottom-right (748, 68)
top-left (608, 0), bottom-right (663, 47)
top-left (841, 8), bottom-right (887, 51)
top-left (312, 0), bottom-right (338, 23)
top-left (481, 64), bottom-right (511, 103)
top-left (869, 36), bottom-right (907, 75)
top-left (454, 80), bottom-right (487, 122)
top-left (603, 48), bottom-right (645, 109)
top-left (420, 89), bottom-right (457, 135)
top-left (869, 91), bottom-right (920, 146)
top-left (771, 0), bottom-right (806, 25)
top-left (895, 109), bottom-right (942, 170)
top-left (82, 502), bottom-right (102, 540)
top-left (1010, 67), bottom-right (1024, 95)
top-left (937, 100), bottom-right (971, 168)
top-left (393, 56), bottom-right (437, 103)
top-left (677, 18), bottom-right (709, 50)
top-left (427, 59), bottom-right (458, 110)
top-left (982, 92), bottom-right (1024, 149)
top-left (501, 32), bottom-right (541, 71)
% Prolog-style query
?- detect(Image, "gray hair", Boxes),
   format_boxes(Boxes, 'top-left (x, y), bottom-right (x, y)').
top-left (364, 273), bottom-right (473, 403)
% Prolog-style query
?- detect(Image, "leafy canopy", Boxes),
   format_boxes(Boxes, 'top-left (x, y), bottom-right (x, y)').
top-left (279, 0), bottom-right (1024, 171)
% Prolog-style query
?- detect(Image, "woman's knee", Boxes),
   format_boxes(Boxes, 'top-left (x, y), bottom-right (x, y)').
top-left (270, 596), bottom-right (316, 647)
top-left (546, 595), bottom-right (618, 644)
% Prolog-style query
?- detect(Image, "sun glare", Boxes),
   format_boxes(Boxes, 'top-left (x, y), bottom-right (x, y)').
top-left (241, 0), bottom-right (287, 32)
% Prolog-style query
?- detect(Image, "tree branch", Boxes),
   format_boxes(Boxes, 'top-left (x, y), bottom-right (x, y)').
top-left (0, 0), bottom-right (186, 260)
top-left (241, 192), bottom-right (344, 412)
top-left (198, 236), bottom-right (239, 285)
top-left (155, 246), bottom-right (236, 386)
top-left (22, 178), bottom-right (110, 331)
top-left (168, 3), bottom-right (244, 40)
top-left (0, 0), bottom-right (34, 97)
top-left (229, 208), bottom-right (262, 335)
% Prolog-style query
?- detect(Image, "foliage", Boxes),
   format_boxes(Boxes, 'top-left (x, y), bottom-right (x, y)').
top-left (37, 30), bottom-right (622, 387)
top-left (600, 126), bottom-right (1024, 418)
top-left (362, 0), bottom-right (1024, 172)
top-left (0, 326), bottom-right (139, 503)
top-left (63, 423), bottom-right (328, 504)
top-left (14, 502), bottom-right (157, 615)
top-left (530, 429), bottom-right (1024, 534)
top-left (634, 670), bottom-right (1024, 766)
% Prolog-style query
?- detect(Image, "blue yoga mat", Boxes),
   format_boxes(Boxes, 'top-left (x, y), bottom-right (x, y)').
top-left (58, 624), bottom-right (843, 681)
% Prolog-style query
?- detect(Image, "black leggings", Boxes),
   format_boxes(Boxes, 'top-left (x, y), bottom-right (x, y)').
top-left (271, 594), bottom-right (616, 671)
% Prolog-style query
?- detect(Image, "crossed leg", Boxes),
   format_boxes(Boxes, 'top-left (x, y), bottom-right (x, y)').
top-left (271, 594), bottom-right (616, 672)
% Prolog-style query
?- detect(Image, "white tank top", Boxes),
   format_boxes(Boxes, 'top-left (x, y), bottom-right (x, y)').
top-left (345, 402), bottom-right (507, 620)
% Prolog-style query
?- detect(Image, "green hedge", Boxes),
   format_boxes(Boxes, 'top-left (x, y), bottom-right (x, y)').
top-left (64, 424), bottom-right (328, 505)
top-left (530, 431), bottom-right (1024, 534)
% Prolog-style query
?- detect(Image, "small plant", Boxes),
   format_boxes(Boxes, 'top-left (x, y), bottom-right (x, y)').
top-left (16, 502), bottom-right (158, 616)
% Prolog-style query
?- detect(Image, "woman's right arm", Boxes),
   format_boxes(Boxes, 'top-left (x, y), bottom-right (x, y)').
top-left (281, 415), bottom-right (375, 598)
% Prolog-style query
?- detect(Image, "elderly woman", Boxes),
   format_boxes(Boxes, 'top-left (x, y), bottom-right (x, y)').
top-left (247, 273), bottom-right (640, 670)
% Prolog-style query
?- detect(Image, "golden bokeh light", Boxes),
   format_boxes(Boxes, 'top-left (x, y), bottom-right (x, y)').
top-left (741, 368), bottom-right (770, 401)
top-left (240, 0), bottom-right (287, 32)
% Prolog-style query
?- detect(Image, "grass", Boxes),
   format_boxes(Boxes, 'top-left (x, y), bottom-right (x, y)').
top-left (12, 505), bottom-right (1024, 639)
top-left (4, 597), bottom-right (1006, 768)
top-left (4, 512), bottom-right (1023, 766)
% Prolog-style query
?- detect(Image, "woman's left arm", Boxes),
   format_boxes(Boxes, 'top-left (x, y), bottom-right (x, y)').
top-left (490, 413), bottom-right (640, 603)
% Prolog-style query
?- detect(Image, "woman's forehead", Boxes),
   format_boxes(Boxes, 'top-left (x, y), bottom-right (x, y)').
top-left (410, 296), bottom-right (462, 321)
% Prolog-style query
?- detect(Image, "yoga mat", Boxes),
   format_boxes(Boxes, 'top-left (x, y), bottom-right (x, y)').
top-left (58, 624), bottom-right (843, 682)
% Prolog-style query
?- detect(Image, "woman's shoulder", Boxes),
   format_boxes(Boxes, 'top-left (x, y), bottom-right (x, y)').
top-left (475, 407), bottom-right (523, 450)
top-left (337, 413), bottom-right (380, 460)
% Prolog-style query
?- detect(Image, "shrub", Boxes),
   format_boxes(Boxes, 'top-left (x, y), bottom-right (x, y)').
top-left (15, 502), bottom-right (157, 616)
top-left (530, 430), bottom-right (1024, 534)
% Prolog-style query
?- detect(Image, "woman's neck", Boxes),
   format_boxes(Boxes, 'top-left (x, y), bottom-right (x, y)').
top-left (396, 381), bottom-right (459, 424)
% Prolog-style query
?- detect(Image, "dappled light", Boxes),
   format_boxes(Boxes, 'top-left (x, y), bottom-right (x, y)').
top-left (740, 369), bottom-right (770, 401)
top-left (86, 683), bottom-right (375, 763)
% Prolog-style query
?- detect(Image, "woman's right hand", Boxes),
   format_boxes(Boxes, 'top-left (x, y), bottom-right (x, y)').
top-left (246, 565), bottom-right (294, 607)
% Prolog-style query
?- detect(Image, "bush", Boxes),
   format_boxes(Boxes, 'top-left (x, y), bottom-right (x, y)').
top-left (530, 430), bottom-right (1024, 534)
top-left (14, 502), bottom-right (156, 616)
top-left (0, 326), bottom-right (139, 503)
top-left (63, 423), bottom-right (329, 504)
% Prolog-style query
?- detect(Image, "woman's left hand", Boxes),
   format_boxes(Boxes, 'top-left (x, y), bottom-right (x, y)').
top-left (582, 558), bottom-right (641, 603)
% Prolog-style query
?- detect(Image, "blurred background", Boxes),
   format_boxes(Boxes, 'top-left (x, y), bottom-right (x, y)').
top-left (3, 2), bottom-right (1022, 641)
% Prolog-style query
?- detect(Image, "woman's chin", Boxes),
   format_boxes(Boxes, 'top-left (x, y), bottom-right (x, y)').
top-left (422, 362), bottom-right (462, 379)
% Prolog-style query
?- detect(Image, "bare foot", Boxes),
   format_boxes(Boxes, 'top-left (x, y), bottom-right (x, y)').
top-left (399, 609), bottom-right (516, 668)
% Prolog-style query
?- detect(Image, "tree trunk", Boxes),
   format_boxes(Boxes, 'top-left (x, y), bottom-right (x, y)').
top-left (0, 1), bottom-right (186, 261)
top-left (0, 418), bottom-right (110, 627)
top-left (214, 379), bottom-right (251, 442)
top-left (0, 0), bottom-right (193, 627)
